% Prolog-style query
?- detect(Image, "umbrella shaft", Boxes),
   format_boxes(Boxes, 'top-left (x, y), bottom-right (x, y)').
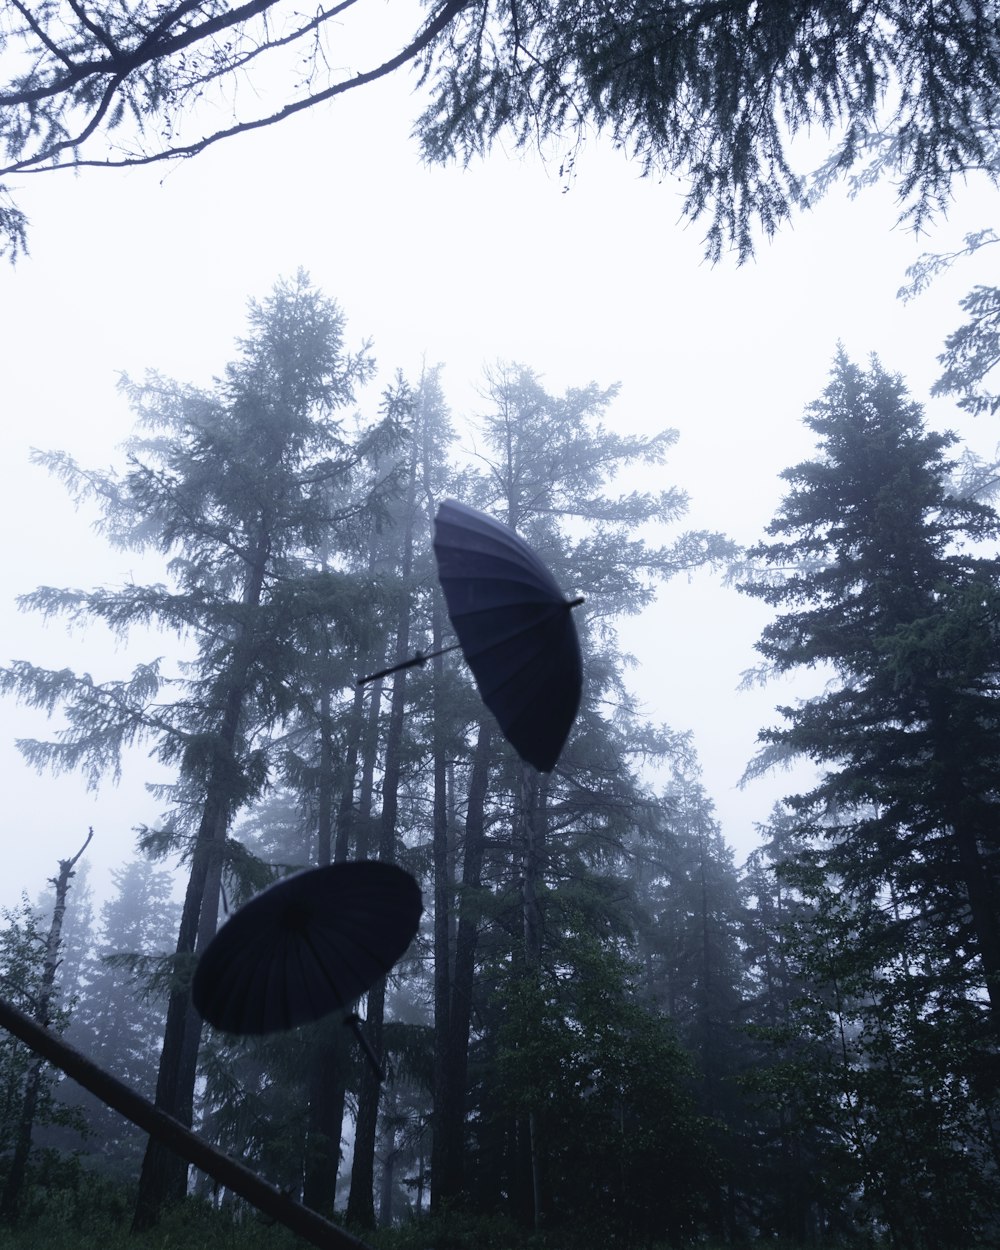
top-left (356, 642), bottom-right (462, 686)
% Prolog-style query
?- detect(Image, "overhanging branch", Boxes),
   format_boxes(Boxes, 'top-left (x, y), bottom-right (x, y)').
top-left (0, 0), bottom-right (471, 178)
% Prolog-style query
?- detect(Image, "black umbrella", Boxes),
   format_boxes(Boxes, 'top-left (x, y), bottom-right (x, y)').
top-left (359, 500), bottom-right (584, 773)
top-left (192, 861), bottom-right (422, 1038)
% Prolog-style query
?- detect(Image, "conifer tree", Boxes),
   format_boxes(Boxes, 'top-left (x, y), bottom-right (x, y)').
top-left (53, 859), bottom-right (180, 1181)
top-left (741, 349), bottom-right (1000, 1022)
top-left (0, 272), bottom-right (406, 1227)
top-left (0, 897), bottom-right (80, 1218)
top-left (740, 350), bottom-right (1000, 1243)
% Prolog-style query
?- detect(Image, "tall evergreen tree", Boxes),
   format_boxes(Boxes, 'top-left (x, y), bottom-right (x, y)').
top-left (739, 350), bottom-right (1000, 1245)
top-left (422, 362), bottom-right (731, 1225)
top-left (1, 833), bottom-right (91, 1222)
top-left (738, 809), bottom-right (859, 1242)
top-left (742, 349), bottom-right (1000, 1019)
top-left (634, 770), bottom-right (748, 1237)
top-left (0, 272), bottom-right (406, 1226)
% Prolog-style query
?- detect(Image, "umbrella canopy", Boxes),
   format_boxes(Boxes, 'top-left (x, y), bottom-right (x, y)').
top-left (432, 499), bottom-right (583, 773)
top-left (192, 861), bottom-right (422, 1035)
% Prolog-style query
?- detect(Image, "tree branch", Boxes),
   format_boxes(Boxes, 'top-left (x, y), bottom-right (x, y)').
top-left (0, 995), bottom-right (375, 1250)
top-left (2, 0), bottom-right (471, 177)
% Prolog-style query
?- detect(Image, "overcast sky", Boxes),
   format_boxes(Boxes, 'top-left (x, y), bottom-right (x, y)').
top-left (1, 42), bottom-right (997, 910)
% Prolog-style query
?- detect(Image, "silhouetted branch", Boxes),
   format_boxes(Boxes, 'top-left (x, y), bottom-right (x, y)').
top-left (0, 997), bottom-right (375, 1250)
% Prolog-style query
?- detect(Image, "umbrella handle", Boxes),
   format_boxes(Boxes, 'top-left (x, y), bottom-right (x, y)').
top-left (356, 598), bottom-right (583, 687)
top-left (356, 641), bottom-right (463, 686)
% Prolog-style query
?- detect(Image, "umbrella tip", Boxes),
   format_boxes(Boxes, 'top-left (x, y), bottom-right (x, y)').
top-left (568, 595), bottom-right (585, 608)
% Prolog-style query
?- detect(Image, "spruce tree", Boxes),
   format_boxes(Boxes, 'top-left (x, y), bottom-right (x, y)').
top-left (742, 349), bottom-right (1000, 1014)
top-left (740, 350), bottom-right (1000, 1244)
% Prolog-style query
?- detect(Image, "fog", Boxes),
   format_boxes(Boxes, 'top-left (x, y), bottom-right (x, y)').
top-left (1, 56), bottom-right (995, 908)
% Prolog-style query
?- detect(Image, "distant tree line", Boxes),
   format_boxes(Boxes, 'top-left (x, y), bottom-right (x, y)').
top-left (0, 277), bottom-right (998, 1249)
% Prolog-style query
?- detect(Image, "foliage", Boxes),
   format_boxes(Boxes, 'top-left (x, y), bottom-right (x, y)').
top-left (738, 349), bottom-right (1000, 1246)
top-left (899, 228), bottom-right (1000, 419)
top-left (489, 938), bottom-right (714, 1246)
top-left (0, 898), bottom-right (79, 1193)
top-left (3, 4), bottom-right (1000, 258)
top-left (0, 1193), bottom-right (303, 1250)
top-left (11, 291), bottom-right (956, 1245)
top-left (39, 860), bottom-right (180, 1181)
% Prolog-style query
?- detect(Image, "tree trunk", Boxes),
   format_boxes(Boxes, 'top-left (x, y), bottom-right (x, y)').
top-left (953, 820), bottom-right (1000, 1026)
top-left (377, 1083), bottom-right (399, 1225)
top-left (134, 540), bottom-right (269, 1230)
top-left (333, 682), bottom-right (366, 864)
top-left (133, 798), bottom-right (228, 1225)
top-left (1, 830), bottom-right (91, 1223)
top-left (432, 720), bottom-right (492, 1209)
top-left (303, 683), bottom-right (350, 1218)
top-left (347, 458), bottom-right (416, 1227)
top-left (346, 978), bottom-right (384, 1229)
top-left (429, 605), bottom-right (453, 1210)
top-left (303, 1021), bottom-right (351, 1218)
top-left (342, 683), bottom-right (384, 1230)
top-left (518, 764), bottom-right (544, 1231)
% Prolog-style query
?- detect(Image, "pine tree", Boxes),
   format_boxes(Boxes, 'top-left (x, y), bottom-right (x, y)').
top-left (739, 350), bottom-right (1000, 1244)
top-left (52, 859), bottom-right (180, 1182)
top-left (0, 896), bottom-right (82, 1218)
top-left (422, 361), bottom-right (730, 1226)
top-left (0, 272), bottom-right (406, 1227)
top-left (634, 769), bottom-right (748, 1237)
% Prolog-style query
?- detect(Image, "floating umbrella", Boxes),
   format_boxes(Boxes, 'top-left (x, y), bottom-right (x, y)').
top-left (359, 500), bottom-right (584, 773)
top-left (192, 861), bottom-right (422, 1037)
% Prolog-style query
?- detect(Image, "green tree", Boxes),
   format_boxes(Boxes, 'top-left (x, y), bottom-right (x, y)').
top-left (0, 833), bottom-right (91, 1223)
top-left (3, 3), bottom-right (1000, 258)
top-left (0, 897), bottom-right (80, 1216)
top-left (899, 227), bottom-right (1000, 421)
top-left (739, 810), bottom-right (868, 1243)
top-left (488, 935), bottom-right (715, 1246)
top-left (421, 361), bottom-right (729, 1228)
top-left (0, 272), bottom-right (406, 1227)
top-left (50, 858), bottom-right (180, 1182)
top-left (634, 770), bottom-right (749, 1238)
top-left (739, 350), bottom-right (1000, 1245)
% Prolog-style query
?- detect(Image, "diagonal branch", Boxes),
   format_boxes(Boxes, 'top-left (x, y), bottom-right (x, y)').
top-left (0, 996), bottom-right (376, 1250)
top-left (0, 0), bottom-right (471, 176)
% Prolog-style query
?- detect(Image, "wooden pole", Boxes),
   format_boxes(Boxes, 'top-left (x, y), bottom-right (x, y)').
top-left (0, 996), bottom-right (373, 1250)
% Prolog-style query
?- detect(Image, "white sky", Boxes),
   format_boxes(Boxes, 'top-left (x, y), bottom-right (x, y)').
top-left (1, 36), bottom-right (998, 909)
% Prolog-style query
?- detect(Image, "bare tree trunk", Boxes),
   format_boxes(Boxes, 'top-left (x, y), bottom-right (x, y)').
top-left (347, 458), bottom-right (416, 1228)
top-left (432, 720), bottom-right (492, 1209)
top-left (428, 603), bottom-right (453, 1209)
top-left (303, 683), bottom-right (350, 1218)
top-left (377, 1087), bottom-right (399, 1225)
top-left (518, 765), bottom-right (543, 1232)
top-left (1, 830), bottom-right (92, 1223)
top-left (342, 679), bottom-right (385, 1230)
top-left (334, 683), bottom-right (366, 864)
top-left (303, 1022), bottom-right (351, 1218)
top-left (134, 751), bottom-right (233, 1224)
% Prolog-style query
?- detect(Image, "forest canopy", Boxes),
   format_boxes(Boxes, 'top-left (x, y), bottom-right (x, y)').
top-left (1, 1), bottom-right (999, 259)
